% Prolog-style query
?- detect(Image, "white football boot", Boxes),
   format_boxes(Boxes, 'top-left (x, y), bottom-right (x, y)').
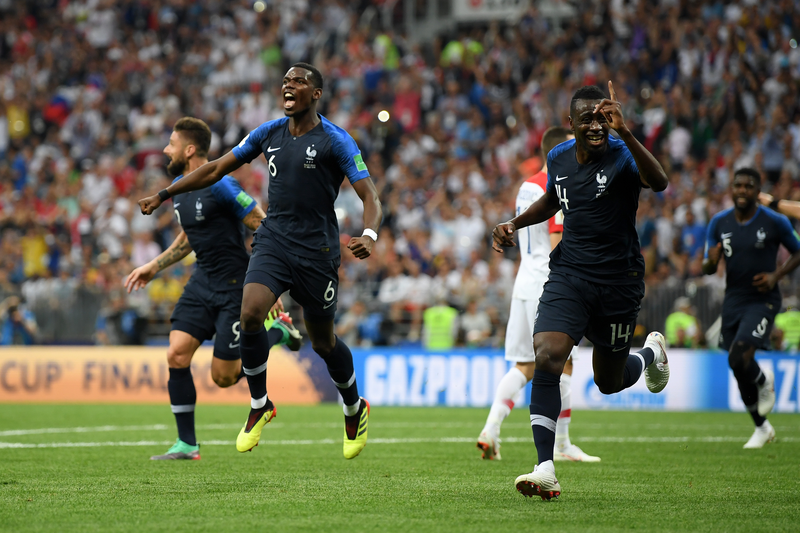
top-left (644, 332), bottom-right (670, 393)
top-left (756, 367), bottom-right (775, 417)
top-left (515, 460), bottom-right (561, 500)
top-left (743, 420), bottom-right (776, 449)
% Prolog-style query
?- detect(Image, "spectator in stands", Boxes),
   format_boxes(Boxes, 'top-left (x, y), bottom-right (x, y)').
top-left (460, 299), bottom-right (492, 347)
top-left (665, 297), bottom-right (702, 349)
top-left (422, 297), bottom-right (459, 351)
top-left (772, 297), bottom-right (800, 352)
top-left (0, 296), bottom-right (38, 345)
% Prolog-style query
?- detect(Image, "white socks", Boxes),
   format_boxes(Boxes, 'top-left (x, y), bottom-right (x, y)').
top-left (343, 400), bottom-right (360, 416)
top-left (484, 367), bottom-right (528, 434)
top-left (251, 394), bottom-right (267, 409)
top-left (555, 374), bottom-right (572, 450)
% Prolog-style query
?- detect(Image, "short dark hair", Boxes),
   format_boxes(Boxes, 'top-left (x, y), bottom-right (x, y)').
top-left (173, 117), bottom-right (211, 158)
top-left (541, 126), bottom-right (572, 160)
top-left (570, 85), bottom-right (607, 114)
top-left (290, 62), bottom-right (324, 90)
top-left (733, 167), bottom-right (761, 185)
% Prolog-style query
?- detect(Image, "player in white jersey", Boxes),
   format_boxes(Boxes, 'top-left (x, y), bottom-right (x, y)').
top-left (477, 126), bottom-right (600, 462)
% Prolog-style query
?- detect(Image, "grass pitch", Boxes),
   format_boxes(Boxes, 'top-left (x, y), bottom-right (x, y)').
top-left (0, 405), bottom-right (798, 533)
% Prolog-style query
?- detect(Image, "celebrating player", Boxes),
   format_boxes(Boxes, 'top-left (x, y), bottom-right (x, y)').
top-left (138, 64), bottom-right (382, 460)
top-left (492, 82), bottom-right (670, 500)
top-left (477, 126), bottom-right (599, 463)
top-left (703, 168), bottom-right (800, 448)
top-left (125, 117), bottom-right (300, 461)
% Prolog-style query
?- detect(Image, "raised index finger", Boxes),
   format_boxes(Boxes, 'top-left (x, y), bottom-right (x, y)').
top-left (608, 80), bottom-right (617, 102)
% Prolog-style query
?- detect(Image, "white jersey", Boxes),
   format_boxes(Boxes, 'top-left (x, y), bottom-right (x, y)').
top-left (511, 171), bottom-right (563, 300)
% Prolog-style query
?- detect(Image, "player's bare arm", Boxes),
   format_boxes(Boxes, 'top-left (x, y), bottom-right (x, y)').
top-left (124, 231), bottom-right (192, 293)
top-left (595, 81), bottom-right (668, 192)
top-left (348, 177), bottom-right (382, 260)
top-left (139, 151), bottom-right (245, 215)
top-left (242, 204), bottom-right (266, 231)
top-left (759, 192), bottom-right (800, 219)
top-left (492, 191), bottom-right (560, 253)
top-left (753, 249), bottom-right (800, 293)
top-left (702, 243), bottom-right (722, 275)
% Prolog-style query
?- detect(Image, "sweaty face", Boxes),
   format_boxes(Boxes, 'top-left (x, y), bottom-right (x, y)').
top-left (570, 99), bottom-right (609, 155)
top-left (281, 67), bottom-right (320, 116)
top-left (731, 174), bottom-right (759, 210)
top-left (163, 131), bottom-right (188, 177)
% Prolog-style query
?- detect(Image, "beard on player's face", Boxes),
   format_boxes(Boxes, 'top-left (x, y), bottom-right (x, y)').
top-left (167, 155), bottom-right (187, 177)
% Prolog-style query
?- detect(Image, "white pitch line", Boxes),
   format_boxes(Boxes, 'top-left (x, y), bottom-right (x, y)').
top-left (3, 421), bottom-right (799, 437)
top-left (1, 435), bottom-right (798, 449)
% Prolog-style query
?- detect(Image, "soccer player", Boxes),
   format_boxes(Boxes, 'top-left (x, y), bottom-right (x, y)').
top-left (702, 168), bottom-right (800, 448)
top-left (125, 117), bottom-right (300, 461)
top-left (138, 63), bottom-right (382, 460)
top-left (492, 82), bottom-right (670, 500)
top-left (477, 126), bottom-right (599, 463)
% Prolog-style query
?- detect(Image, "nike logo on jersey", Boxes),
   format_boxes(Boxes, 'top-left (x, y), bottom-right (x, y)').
top-left (173, 203), bottom-right (180, 207)
top-left (322, 302), bottom-right (335, 309)
top-left (611, 346), bottom-right (628, 352)
top-left (721, 232), bottom-right (733, 239)
top-left (267, 146), bottom-right (281, 152)
top-left (229, 343), bottom-right (240, 349)
top-left (555, 175), bottom-right (569, 181)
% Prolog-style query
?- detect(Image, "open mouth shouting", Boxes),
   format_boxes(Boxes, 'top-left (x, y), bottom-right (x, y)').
top-left (283, 91), bottom-right (296, 110)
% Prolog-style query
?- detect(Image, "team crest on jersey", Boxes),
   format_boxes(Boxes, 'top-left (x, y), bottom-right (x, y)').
top-left (595, 171), bottom-right (608, 198)
top-left (195, 198), bottom-right (205, 221)
top-left (304, 145), bottom-right (317, 169)
top-left (755, 228), bottom-right (766, 248)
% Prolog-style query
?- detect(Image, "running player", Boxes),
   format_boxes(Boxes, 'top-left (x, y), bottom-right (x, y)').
top-left (477, 126), bottom-right (599, 463)
top-left (493, 82), bottom-right (670, 500)
top-left (137, 64), bottom-right (382, 459)
top-left (703, 168), bottom-right (800, 448)
top-left (125, 117), bottom-right (300, 461)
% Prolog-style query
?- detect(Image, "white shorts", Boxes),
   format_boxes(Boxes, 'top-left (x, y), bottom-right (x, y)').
top-left (505, 298), bottom-right (578, 363)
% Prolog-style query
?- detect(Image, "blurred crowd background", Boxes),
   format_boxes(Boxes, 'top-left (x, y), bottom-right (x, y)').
top-left (1, 0), bottom-right (800, 351)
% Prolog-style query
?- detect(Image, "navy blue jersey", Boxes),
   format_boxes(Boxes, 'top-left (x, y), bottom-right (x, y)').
top-left (232, 115), bottom-right (370, 259)
top-left (704, 206), bottom-right (800, 307)
top-left (545, 137), bottom-right (645, 284)
top-left (171, 175), bottom-right (256, 291)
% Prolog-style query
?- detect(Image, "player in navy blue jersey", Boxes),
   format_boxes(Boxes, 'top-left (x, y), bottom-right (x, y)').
top-left (138, 64), bottom-right (382, 460)
top-left (125, 117), bottom-right (300, 461)
top-left (703, 168), bottom-right (800, 449)
top-left (492, 82), bottom-right (670, 500)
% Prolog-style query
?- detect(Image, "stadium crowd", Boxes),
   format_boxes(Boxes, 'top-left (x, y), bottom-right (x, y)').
top-left (1, 0), bottom-right (799, 348)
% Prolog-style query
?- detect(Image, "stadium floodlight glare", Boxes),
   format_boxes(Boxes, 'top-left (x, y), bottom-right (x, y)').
top-left (378, 110), bottom-right (390, 122)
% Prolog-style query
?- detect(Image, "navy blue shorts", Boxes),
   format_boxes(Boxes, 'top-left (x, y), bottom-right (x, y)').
top-left (171, 280), bottom-right (242, 361)
top-left (720, 301), bottom-right (778, 351)
top-left (533, 271), bottom-right (644, 355)
top-left (244, 231), bottom-right (340, 319)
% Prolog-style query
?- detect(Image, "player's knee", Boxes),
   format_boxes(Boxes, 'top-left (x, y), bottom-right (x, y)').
top-left (211, 369), bottom-right (238, 388)
top-left (311, 337), bottom-right (335, 357)
top-left (239, 305), bottom-right (266, 332)
top-left (728, 342), bottom-right (750, 372)
top-left (594, 375), bottom-right (623, 395)
top-left (166, 347), bottom-right (192, 368)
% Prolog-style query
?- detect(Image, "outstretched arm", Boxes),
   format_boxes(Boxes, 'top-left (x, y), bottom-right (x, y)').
top-left (124, 231), bottom-right (192, 293)
top-left (348, 177), bottom-right (382, 260)
top-left (139, 152), bottom-right (245, 215)
top-left (492, 191), bottom-right (560, 252)
top-left (596, 81), bottom-right (669, 192)
top-left (760, 193), bottom-right (800, 219)
top-left (242, 204), bottom-right (266, 231)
